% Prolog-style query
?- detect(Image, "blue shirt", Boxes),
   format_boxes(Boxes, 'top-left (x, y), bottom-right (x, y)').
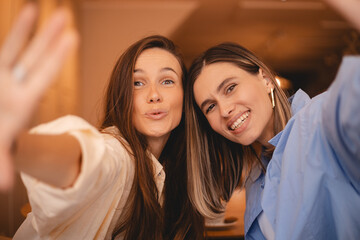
top-left (244, 56), bottom-right (360, 240)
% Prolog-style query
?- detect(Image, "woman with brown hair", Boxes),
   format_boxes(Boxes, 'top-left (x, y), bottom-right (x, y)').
top-left (0, 4), bottom-right (203, 239)
top-left (185, 0), bottom-right (360, 239)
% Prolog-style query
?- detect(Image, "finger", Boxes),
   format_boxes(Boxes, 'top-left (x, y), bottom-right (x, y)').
top-left (17, 8), bottom-right (70, 77)
top-left (26, 30), bottom-right (78, 99)
top-left (0, 147), bottom-right (14, 192)
top-left (0, 3), bottom-right (37, 67)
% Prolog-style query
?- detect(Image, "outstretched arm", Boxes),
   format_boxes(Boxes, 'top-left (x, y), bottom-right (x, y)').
top-left (322, 56), bottom-right (360, 193)
top-left (14, 132), bottom-right (82, 189)
top-left (321, 0), bottom-right (360, 192)
top-left (0, 3), bottom-right (78, 191)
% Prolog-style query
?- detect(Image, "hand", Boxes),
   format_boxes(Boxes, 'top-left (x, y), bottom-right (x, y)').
top-left (0, 3), bottom-right (78, 191)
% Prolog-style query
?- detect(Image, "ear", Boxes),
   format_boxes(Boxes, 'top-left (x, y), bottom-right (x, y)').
top-left (258, 68), bottom-right (274, 94)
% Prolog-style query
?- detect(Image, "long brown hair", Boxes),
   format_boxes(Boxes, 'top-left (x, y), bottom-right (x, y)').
top-left (185, 42), bottom-right (292, 219)
top-left (101, 35), bottom-right (203, 239)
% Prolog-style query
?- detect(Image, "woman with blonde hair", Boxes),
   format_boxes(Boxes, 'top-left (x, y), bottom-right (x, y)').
top-left (185, 0), bottom-right (360, 239)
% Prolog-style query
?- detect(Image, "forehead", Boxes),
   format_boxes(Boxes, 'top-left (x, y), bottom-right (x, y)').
top-left (194, 62), bottom-right (239, 91)
top-left (135, 48), bottom-right (182, 75)
top-left (198, 62), bottom-right (239, 79)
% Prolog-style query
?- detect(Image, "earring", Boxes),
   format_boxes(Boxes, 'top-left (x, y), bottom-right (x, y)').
top-left (270, 88), bottom-right (275, 108)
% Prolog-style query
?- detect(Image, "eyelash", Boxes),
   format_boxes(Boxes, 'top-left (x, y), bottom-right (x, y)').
top-left (162, 79), bottom-right (174, 85)
top-left (134, 81), bottom-right (144, 86)
top-left (206, 103), bottom-right (215, 114)
top-left (226, 84), bottom-right (237, 94)
top-left (205, 84), bottom-right (237, 114)
top-left (134, 79), bottom-right (174, 87)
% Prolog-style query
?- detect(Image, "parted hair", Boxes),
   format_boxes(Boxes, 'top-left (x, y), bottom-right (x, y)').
top-left (102, 35), bottom-right (203, 240)
top-left (185, 42), bottom-right (292, 219)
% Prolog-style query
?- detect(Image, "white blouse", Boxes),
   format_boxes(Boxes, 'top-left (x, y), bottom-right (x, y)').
top-left (13, 115), bottom-right (165, 240)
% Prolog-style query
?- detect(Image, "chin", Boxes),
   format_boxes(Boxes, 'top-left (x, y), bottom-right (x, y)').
top-left (147, 129), bottom-right (171, 138)
top-left (238, 141), bottom-right (251, 146)
top-left (229, 135), bottom-right (256, 146)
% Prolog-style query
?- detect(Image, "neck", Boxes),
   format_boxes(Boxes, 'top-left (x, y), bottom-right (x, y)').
top-left (147, 133), bottom-right (170, 159)
top-left (257, 113), bottom-right (275, 149)
top-left (258, 137), bottom-right (274, 149)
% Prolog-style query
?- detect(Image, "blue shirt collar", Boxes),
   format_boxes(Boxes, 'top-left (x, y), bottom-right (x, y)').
top-left (289, 89), bottom-right (311, 114)
top-left (268, 89), bottom-right (310, 147)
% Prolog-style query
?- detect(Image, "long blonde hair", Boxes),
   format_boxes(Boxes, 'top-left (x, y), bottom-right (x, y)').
top-left (185, 42), bottom-right (292, 218)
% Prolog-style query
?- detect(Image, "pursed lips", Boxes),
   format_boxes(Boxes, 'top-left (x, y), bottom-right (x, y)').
top-left (145, 109), bottom-right (168, 120)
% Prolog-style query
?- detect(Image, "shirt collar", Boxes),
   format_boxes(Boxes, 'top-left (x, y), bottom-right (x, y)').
top-left (104, 126), bottom-right (164, 178)
top-left (148, 152), bottom-right (166, 205)
top-left (289, 89), bottom-right (311, 115)
top-left (248, 147), bottom-right (271, 182)
top-left (268, 89), bottom-right (311, 147)
top-left (149, 152), bottom-right (164, 178)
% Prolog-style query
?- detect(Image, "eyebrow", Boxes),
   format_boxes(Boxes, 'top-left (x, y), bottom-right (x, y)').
top-left (216, 77), bottom-right (236, 93)
top-left (134, 67), bottom-right (180, 77)
top-left (199, 77), bottom-right (236, 111)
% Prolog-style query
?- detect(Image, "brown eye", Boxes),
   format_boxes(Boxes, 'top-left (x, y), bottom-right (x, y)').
top-left (206, 103), bottom-right (215, 114)
top-left (134, 81), bottom-right (144, 87)
top-left (226, 84), bottom-right (236, 94)
top-left (162, 79), bottom-right (174, 85)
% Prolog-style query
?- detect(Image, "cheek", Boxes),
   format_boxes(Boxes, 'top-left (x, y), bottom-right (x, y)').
top-left (259, 94), bottom-right (272, 115)
top-left (172, 97), bottom-right (184, 122)
top-left (132, 92), bottom-right (144, 112)
top-left (132, 94), bottom-right (142, 124)
top-left (132, 109), bottom-right (140, 127)
top-left (207, 115), bottom-right (222, 133)
top-left (169, 90), bottom-right (183, 109)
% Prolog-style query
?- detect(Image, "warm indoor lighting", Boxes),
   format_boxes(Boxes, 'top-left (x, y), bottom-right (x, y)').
top-left (275, 77), bottom-right (281, 87)
top-left (275, 76), bottom-right (293, 90)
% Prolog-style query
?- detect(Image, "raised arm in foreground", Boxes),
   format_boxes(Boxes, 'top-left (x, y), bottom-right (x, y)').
top-left (0, 3), bottom-right (78, 191)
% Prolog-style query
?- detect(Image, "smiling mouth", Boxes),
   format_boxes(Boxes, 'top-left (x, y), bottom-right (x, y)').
top-left (229, 111), bottom-right (250, 130)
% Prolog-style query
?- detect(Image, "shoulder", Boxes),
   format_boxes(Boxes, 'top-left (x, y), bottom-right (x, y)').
top-left (289, 89), bottom-right (310, 114)
top-left (289, 89), bottom-right (328, 117)
top-left (101, 126), bottom-right (133, 161)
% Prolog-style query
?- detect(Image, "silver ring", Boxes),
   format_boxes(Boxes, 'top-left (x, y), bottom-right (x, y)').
top-left (12, 64), bottom-right (27, 83)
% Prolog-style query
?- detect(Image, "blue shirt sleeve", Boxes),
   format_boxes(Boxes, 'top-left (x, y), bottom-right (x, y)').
top-left (321, 56), bottom-right (360, 193)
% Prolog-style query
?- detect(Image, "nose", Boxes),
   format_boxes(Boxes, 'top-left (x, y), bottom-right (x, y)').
top-left (147, 85), bottom-right (162, 103)
top-left (219, 101), bottom-right (234, 118)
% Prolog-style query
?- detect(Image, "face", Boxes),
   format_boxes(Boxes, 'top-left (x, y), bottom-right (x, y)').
top-left (193, 62), bottom-right (274, 146)
top-left (132, 48), bottom-right (183, 142)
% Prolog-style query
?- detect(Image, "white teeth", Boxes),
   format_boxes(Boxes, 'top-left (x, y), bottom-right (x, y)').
top-left (230, 111), bottom-right (249, 130)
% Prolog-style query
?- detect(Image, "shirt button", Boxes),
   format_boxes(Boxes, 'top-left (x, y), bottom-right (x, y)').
top-left (261, 181), bottom-right (265, 189)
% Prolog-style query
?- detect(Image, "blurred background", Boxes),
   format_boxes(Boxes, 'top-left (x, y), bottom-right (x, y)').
top-left (0, 0), bottom-right (359, 237)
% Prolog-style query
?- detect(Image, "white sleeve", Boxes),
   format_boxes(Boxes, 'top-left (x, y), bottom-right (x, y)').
top-left (19, 115), bottom-right (135, 238)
